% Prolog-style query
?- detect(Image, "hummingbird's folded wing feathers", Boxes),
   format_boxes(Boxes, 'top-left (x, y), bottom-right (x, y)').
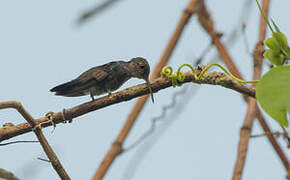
top-left (50, 69), bottom-right (109, 97)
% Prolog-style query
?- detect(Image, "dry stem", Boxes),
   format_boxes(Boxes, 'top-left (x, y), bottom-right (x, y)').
top-left (0, 102), bottom-right (71, 180)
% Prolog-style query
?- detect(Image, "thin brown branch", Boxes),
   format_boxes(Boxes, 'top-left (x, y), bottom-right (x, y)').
top-left (251, 130), bottom-right (288, 139)
top-left (0, 168), bottom-right (20, 180)
top-left (232, 1), bottom-right (272, 179)
top-left (0, 71), bottom-right (256, 143)
top-left (92, 0), bottom-right (199, 179)
top-left (233, 99), bottom-right (257, 180)
top-left (0, 140), bottom-right (39, 146)
top-left (196, 0), bottom-right (289, 177)
top-left (281, 127), bottom-right (290, 147)
top-left (77, 0), bottom-right (122, 24)
top-left (38, 157), bottom-right (52, 163)
top-left (256, 110), bottom-right (290, 175)
top-left (0, 101), bottom-right (71, 180)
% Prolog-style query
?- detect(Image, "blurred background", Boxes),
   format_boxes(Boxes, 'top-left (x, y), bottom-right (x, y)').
top-left (0, 0), bottom-right (289, 179)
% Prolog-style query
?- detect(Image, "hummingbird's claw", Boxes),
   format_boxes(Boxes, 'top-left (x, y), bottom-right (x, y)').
top-left (90, 90), bottom-right (95, 101)
top-left (107, 90), bottom-right (112, 96)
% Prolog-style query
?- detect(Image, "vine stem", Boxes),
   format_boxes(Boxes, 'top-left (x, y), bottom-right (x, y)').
top-left (161, 63), bottom-right (259, 87)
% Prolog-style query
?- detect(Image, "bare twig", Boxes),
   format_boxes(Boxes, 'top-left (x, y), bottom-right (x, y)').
top-left (232, 0), bottom-right (271, 179)
top-left (38, 157), bottom-right (52, 163)
top-left (251, 131), bottom-right (288, 138)
top-left (0, 101), bottom-right (71, 180)
top-left (225, 0), bottom-right (253, 48)
top-left (256, 110), bottom-right (290, 175)
top-left (77, 0), bottom-right (122, 24)
top-left (233, 99), bottom-right (258, 180)
top-left (281, 127), bottom-right (290, 147)
top-left (92, 0), bottom-right (199, 179)
top-left (241, 22), bottom-right (251, 55)
top-left (0, 168), bottom-right (20, 180)
top-left (0, 140), bottom-right (39, 146)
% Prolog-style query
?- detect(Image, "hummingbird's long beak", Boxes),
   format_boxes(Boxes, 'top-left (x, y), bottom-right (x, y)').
top-left (145, 79), bottom-right (154, 103)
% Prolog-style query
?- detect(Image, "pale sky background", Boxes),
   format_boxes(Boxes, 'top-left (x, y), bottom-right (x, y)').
top-left (0, 0), bottom-right (290, 180)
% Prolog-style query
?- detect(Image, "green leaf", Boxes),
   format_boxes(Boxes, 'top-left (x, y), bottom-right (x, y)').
top-left (273, 32), bottom-right (289, 50)
top-left (263, 49), bottom-right (285, 66)
top-left (256, 66), bottom-right (290, 127)
top-left (264, 37), bottom-right (279, 50)
top-left (285, 47), bottom-right (290, 59)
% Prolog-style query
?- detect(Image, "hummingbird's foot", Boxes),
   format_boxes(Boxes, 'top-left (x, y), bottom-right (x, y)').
top-left (107, 90), bottom-right (112, 96)
top-left (45, 112), bottom-right (56, 133)
top-left (90, 91), bottom-right (95, 101)
top-left (90, 96), bottom-right (95, 101)
top-left (61, 108), bottom-right (72, 123)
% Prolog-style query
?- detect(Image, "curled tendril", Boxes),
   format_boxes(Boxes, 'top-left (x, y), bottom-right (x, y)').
top-left (161, 66), bottom-right (173, 77)
top-left (161, 63), bottom-right (259, 87)
top-left (161, 66), bottom-right (186, 87)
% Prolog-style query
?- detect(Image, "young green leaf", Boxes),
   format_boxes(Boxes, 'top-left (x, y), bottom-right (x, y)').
top-left (256, 66), bottom-right (290, 127)
top-left (273, 32), bottom-right (289, 51)
top-left (263, 49), bottom-right (285, 66)
top-left (264, 37), bottom-right (280, 51)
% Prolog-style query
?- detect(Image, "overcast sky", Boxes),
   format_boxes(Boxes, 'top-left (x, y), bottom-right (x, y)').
top-left (0, 0), bottom-right (289, 180)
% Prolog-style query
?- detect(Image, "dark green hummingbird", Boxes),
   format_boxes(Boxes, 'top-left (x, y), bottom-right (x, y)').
top-left (50, 57), bottom-right (154, 102)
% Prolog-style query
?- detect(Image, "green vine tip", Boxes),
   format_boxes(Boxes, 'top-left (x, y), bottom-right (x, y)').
top-left (161, 63), bottom-right (259, 87)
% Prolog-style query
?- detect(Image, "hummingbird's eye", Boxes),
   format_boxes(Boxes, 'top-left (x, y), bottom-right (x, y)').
top-left (140, 65), bottom-right (145, 69)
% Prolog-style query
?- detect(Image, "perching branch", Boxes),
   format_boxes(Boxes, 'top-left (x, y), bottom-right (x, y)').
top-left (0, 71), bottom-right (255, 143)
top-left (0, 101), bottom-right (71, 180)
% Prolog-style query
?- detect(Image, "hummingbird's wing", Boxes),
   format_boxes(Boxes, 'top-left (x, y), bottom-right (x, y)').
top-left (50, 68), bottom-right (109, 97)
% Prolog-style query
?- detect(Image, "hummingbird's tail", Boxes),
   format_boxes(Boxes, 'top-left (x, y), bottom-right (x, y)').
top-left (50, 79), bottom-right (93, 97)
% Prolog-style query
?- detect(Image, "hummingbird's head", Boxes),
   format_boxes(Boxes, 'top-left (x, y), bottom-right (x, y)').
top-left (129, 57), bottom-right (150, 79)
top-left (129, 57), bottom-right (154, 103)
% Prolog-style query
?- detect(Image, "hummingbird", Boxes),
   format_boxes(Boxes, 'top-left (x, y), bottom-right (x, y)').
top-left (50, 57), bottom-right (154, 102)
